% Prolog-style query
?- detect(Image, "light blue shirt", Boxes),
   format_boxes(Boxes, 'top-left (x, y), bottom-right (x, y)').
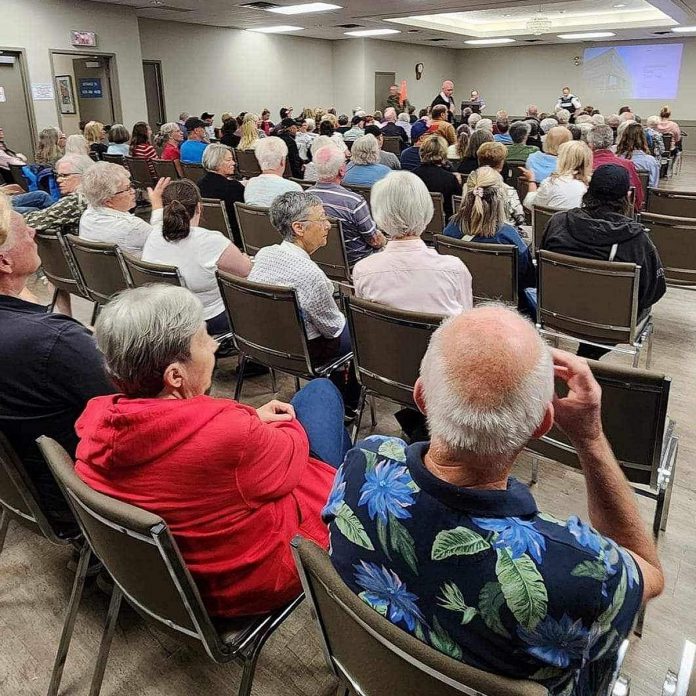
top-left (526, 151), bottom-right (557, 184)
top-left (621, 150), bottom-right (660, 188)
top-left (342, 163), bottom-right (391, 188)
top-left (494, 133), bottom-right (513, 145)
top-left (106, 143), bottom-right (129, 156)
top-left (179, 139), bottom-right (208, 164)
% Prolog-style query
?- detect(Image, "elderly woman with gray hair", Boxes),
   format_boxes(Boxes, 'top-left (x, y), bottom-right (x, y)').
top-left (74, 283), bottom-right (351, 618)
top-left (79, 161), bottom-right (168, 256)
top-left (353, 171), bottom-right (472, 316)
top-left (341, 134), bottom-right (391, 188)
top-left (249, 190), bottom-right (360, 411)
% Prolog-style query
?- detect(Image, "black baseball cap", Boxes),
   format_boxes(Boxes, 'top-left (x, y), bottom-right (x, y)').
top-left (184, 116), bottom-right (207, 131)
top-left (588, 164), bottom-right (631, 201)
top-left (351, 115), bottom-right (364, 126)
top-left (280, 117), bottom-right (299, 128)
top-left (201, 112), bottom-right (215, 120)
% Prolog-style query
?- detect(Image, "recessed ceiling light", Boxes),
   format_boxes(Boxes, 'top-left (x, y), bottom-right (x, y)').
top-left (672, 25), bottom-right (696, 32)
top-left (464, 37), bottom-right (516, 45)
top-left (613, 3), bottom-right (627, 7)
top-left (247, 24), bottom-right (304, 32)
top-left (267, 2), bottom-right (341, 14)
top-left (344, 28), bottom-right (400, 36)
top-left (557, 31), bottom-right (616, 39)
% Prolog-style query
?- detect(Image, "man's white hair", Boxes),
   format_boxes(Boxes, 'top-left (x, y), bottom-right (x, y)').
top-left (310, 135), bottom-right (335, 155)
top-left (419, 309), bottom-right (554, 456)
top-left (540, 117), bottom-right (558, 134)
top-left (468, 113), bottom-right (481, 128)
top-left (646, 115), bottom-right (659, 128)
top-left (476, 118), bottom-right (493, 132)
top-left (254, 136), bottom-right (288, 171)
top-left (398, 112), bottom-right (410, 123)
top-left (384, 107), bottom-right (397, 121)
top-left (556, 109), bottom-right (571, 124)
top-left (591, 113), bottom-right (605, 125)
top-left (350, 135), bottom-right (380, 165)
top-left (314, 145), bottom-right (346, 181)
top-left (371, 171), bottom-right (433, 239)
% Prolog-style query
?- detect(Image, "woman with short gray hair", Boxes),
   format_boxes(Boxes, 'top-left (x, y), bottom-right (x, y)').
top-left (75, 283), bottom-right (351, 618)
top-left (249, 190), bottom-right (360, 411)
top-left (79, 161), bottom-right (168, 255)
top-left (342, 134), bottom-right (390, 188)
top-left (353, 171), bottom-right (472, 316)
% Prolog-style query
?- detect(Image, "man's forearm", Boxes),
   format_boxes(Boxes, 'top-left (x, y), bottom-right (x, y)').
top-left (577, 433), bottom-right (661, 569)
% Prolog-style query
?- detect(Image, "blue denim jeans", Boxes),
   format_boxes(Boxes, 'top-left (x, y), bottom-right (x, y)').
top-left (11, 190), bottom-right (54, 214)
top-left (291, 378), bottom-right (352, 469)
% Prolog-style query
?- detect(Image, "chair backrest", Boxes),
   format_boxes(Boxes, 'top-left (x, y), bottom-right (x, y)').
top-left (124, 156), bottom-right (156, 189)
top-left (434, 235), bottom-right (518, 305)
top-left (35, 228), bottom-right (86, 298)
top-left (640, 212), bottom-right (696, 287)
top-left (64, 234), bottom-right (130, 304)
top-left (102, 153), bottom-right (126, 167)
top-left (152, 158), bottom-right (180, 180)
top-left (504, 161), bottom-right (527, 198)
top-left (527, 359), bottom-right (670, 489)
top-left (381, 136), bottom-right (402, 156)
top-left (344, 184), bottom-right (372, 209)
top-left (234, 149), bottom-right (262, 178)
top-left (216, 271), bottom-right (314, 376)
top-left (345, 296), bottom-right (442, 408)
top-left (636, 171), bottom-right (649, 208)
top-left (200, 198), bottom-right (234, 243)
top-left (9, 163), bottom-right (29, 190)
top-left (291, 537), bottom-right (547, 696)
top-left (646, 188), bottom-right (696, 218)
top-left (311, 219), bottom-right (351, 283)
top-left (532, 205), bottom-right (558, 253)
top-left (661, 132), bottom-right (673, 152)
top-left (452, 194), bottom-right (462, 213)
top-left (120, 250), bottom-right (183, 288)
top-left (289, 177), bottom-right (313, 190)
top-left (0, 432), bottom-right (67, 544)
top-left (180, 162), bottom-right (205, 184)
top-left (422, 192), bottom-right (445, 245)
top-left (537, 250), bottom-right (641, 345)
top-left (233, 202), bottom-right (280, 255)
top-left (36, 436), bottom-right (226, 661)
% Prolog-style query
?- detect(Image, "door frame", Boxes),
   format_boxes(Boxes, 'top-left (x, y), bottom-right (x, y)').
top-left (142, 59), bottom-right (167, 126)
top-left (374, 71), bottom-right (396, 114)
top-left (0, 46), bottom-right (39, 157)
top-left (48, 49), bottom-right (123, 128)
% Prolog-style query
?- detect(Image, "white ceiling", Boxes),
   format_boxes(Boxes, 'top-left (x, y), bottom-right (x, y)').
top-left (90, 0), bottom-right (696, 47)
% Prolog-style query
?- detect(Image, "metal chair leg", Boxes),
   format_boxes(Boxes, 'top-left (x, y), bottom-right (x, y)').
top-left (351, 387), bottom-right (367, 444)
top-left (294, 376), bottom-right (301, 393)
top-left (47, 543), bottom-right (92, 696)
top-left (88, 585), bottom-right (124, 696)
top-left (369, 396), bottom-right (377, 429)
top-left (530, 458), bottom-right (539, 485)
top-left (646, 329), bottom-right (654, 370)
top-left (0, 510), bottom-right (9, 557)
top-left (632, 345), bottom-right (640, 368)
top-left (236, 652), bottom-right (262, 696)
top-left (234, 354), bottom-right (247, 401)
top-left (634, 604), bottom-right (645, 638)
top-left (90, 302), bottom-right (100, 327)
top-left (270, 369), bottom-right (277, 394)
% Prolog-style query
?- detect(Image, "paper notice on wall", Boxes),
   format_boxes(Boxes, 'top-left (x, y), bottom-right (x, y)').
top-left (0, 87), bottom-right (5, 103)
top-left (31, 83), bottom-right (55, 100)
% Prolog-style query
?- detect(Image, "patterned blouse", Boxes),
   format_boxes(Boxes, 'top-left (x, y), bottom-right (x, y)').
top-left (323, 436), bottom-right (643, 696)
top-left (24, 193), bottom-right (87, 234)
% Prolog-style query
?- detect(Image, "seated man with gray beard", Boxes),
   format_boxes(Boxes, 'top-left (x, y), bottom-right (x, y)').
top-left (324, 304), bottom-right (663, 695)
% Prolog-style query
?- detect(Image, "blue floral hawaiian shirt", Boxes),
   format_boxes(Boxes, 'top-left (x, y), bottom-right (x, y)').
top-left (322, 436), bottom-right (644, 696)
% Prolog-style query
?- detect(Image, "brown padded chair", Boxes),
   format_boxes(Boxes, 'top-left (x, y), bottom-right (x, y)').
top-left (36, 436), bottom-right (302, 696)
top-left (200, 198), bottom-right (236, 244)
top-left (504, 160), bottom-right (527, 199)
top-left (234, 149), bottom-right (262, 178)
top-left (124, 156), bottom-right (156, 189)
top-left (646, 188), bottom-right (696, 218)
top-left (102, 153), bottom-right (126, 167)
top-left (344, 184), bottom-right (372, 210)
top-left (233, 202), bottom-right (281, 255)
top-left (536, 249), bottom-right (654, 367)
top-left (422, 192), bottom-right (445, 245)
top-left (9, 163), bottom-right (29, 190)
top-left (344, 296), bottom-right (442, 439)
top-left (120, 250), bottom-right (183, 288)
top-left (311, 218), bottom-right (351, 284)
top-left (216, 271), bottom-right (352, 400)
top-left (381, 136), bottom-right (402, 156)
top-left (0, 433), bottom-right (87, 696)
top-left (452, 194), bottom-right (462, 213)
top-left (290, 537), bottom-right (548, 696)
top-left (152, 158), bottom-right (180, 179)
top-left (289, 177), bottom-right (313, 190)
top-left (640, 212), bottom-right (696, 288)
top-left (180, 161), bottom-right (205, 184)
top-left (434, 235), bottom-right (518, 305)
top-left (532, 205), bottom-right (558, 253)
top-left (636, 171), bottom-right (649, 209)
top-left (64, 234), bottom-right (131, 324)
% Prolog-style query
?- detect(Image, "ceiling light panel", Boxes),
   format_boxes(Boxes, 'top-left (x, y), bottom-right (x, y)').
top-left (465, 37), bottom-right (516, 45)
top-left (247, 24), bottom-right (304, 32)
top-left (671, 25), bottom-right (696, 32)
top-left (267, 3), bottom-right (341, 15)
top-left (344, 28), bottom-right (400, 37)
top-left (557, 31), bottom-right (616, 38)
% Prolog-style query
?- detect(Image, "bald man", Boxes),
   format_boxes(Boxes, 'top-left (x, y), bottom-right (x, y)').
top-left (431, 80), bottom-right (455, 123)
top-left (324, 305), bottom-right (663, 694)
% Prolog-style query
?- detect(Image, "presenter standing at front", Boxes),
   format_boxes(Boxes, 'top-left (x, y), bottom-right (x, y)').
top-left (431, 80), bottom-right (455, 123)
top-left (556, 86), bottom-right (582, 115)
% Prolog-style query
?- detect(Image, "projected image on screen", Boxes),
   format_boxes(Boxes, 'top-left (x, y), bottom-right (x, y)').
top-left (583, 43), bottom-right (683, 100)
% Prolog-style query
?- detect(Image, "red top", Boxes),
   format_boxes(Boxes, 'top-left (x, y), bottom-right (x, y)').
top-left (75, 394), bottom-right (335, 617)
top-left (131, 142), bottom-right (157, 160)
top-left (161, 142), bottom-right (180, 161)
top-left (592, 149), bottom-right (644, 211)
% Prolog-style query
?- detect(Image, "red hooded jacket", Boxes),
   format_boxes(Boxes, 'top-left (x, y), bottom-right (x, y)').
top-left (75, 394), bottom-right (335, 617)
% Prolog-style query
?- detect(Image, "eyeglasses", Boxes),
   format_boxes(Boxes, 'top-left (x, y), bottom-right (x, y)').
top-left (56, 172), bottom-right (81, 180)
top-left (298, 216), bottom-right (330, 225)
top-left (113, 183), bottom-right (136, 195)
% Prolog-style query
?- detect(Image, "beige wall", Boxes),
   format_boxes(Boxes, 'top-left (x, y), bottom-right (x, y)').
top-left (455, 37), bottom-right (696, 120)
top-left (0, 0), bottom-right (147, 132)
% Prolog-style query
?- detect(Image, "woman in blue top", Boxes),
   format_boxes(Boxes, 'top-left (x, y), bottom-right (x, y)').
top-left (616, 122), bottom-right (660, 188)
top-left (525, 126), bottom-right (571, 184)
top-left (342, 134), bottom-right (390, 188)
top-left (443, 166), bottom-right (536, 303)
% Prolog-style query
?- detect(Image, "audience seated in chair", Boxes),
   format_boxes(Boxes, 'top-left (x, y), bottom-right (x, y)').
top-left (447, 124), bottom-right (470, 161)
top-left (79, 162), bottom-right (167, 256)
top-left (361, 125), bottom-right (402, 170)
top-left (506, 121), bottom-right (539, 161)
top-left (352, 171), bottom-right (472, 315)
top-left (84, 120), bottom-right (108, 160)
top-left (75, 284), bottom-right (350, 617)
top-left (655, 105), bottom-right (681, 151)
top-left (525, 126), bottom-right (572, 185)
top-left (36, 126), bottom-right (66, 166)
top-left (306, 145), bottom-right (384, 266)
top-left (615, 122), bottom-right (660, 188)
top-left (456, 129), bottom-right (494, 176)
top-left (142, 179), bottom-right (251, 336)
top-left (476, 142), bottom-right (526, 230)
top-left (243, 137), bottom-right (302, 207)
top-left (0, 124), bottom-right (28, 177)
top-left (179, 117), bottom-right (209, 164)
top-left (379, 107), bottom-right (408, 145)
top-left (0, 201), bottom-right (114, 535)
top-left (342, 115), bottom-right (365, 143)
top-left (540, 164), bottom-right (666, 359)
top-left (341, 135), bottom-right (391, 188)
top-left (428, 104), bottom-right (457, 146)
top-left (324, 304), bottom-right (664, 695)
top-left (105, 124), bottom-right (130, 157)
top-left (276, 118), bottom-right (305, 179)
top-left (413, 135), bottom-right (462, 221)
top-left (157, 122), bottom-right (184, 164)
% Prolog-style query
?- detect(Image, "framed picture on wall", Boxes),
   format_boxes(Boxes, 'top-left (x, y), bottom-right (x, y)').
top-left (55, 75), bottom-right (77, 115)
top-left (71, 31), bottom-right (98, 47)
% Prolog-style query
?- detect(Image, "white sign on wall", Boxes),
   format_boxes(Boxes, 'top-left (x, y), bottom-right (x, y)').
top-left (0, 87), bottom-right (5, 103)
top-left (31, 83), bottom-right (55, 100)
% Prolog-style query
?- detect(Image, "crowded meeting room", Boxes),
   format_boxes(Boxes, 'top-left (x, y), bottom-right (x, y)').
top-left (3, 0), bottom-right (696, 694)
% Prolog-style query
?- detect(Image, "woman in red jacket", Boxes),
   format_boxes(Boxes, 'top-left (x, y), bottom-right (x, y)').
top-left (75, 284), bottom-right (350, 618)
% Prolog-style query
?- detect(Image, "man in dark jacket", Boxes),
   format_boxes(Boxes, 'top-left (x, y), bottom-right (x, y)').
top-left (430, 80), bottom-right (455, 123)
top-left (277, 118), bottom-right (304, 179)
top-left (541, 164), bottom-right (666, 358)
